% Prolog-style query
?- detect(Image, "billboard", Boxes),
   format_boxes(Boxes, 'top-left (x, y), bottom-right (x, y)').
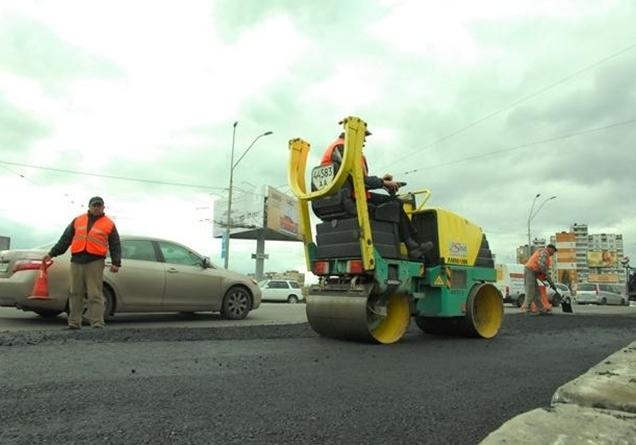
top-left (213, 188), bottom-right (265, 238)
top-left (586, 250), bottom-right (617, 268)
top-left (265, 186), bottom-right (302, 241)
top-left (212, 186), bottom-right (303, 242)
top-left (587, 273), bottom-right (620, 283)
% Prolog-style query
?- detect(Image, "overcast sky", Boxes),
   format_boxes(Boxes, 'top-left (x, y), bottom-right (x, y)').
top-left (1, 0), bottom-right (635, 277)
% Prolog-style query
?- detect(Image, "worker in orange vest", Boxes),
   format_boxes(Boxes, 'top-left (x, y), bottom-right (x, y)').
top-left (321, 131), bottom-right (432, 259)
top-left (522, 243), bottom-right (558, 314)
top-left (44, 196), bottom-right (121, 329)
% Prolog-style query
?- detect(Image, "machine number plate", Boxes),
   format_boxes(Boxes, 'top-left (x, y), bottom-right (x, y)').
top-left (0, 262), bottom-right (9, 273)
top-left (311, 164), bottom-right (334, 190)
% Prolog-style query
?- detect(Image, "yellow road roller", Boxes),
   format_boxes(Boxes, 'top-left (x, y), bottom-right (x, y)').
top-left (288, 116), bottom-right (503, 344)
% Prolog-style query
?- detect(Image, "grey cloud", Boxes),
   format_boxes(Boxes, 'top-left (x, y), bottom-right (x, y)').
top-left (0, 12), bottom-right (121, 87)
top-left (0, 218), bottom-right (55, 248)
top-left (213, 0), bottom-right (376, 40)
top-left (0, 94), bottom-right (51, 152)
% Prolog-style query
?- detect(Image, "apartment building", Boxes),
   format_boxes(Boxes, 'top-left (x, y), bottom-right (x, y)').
top-left (570, 223), bottom-right (589, 282)
top-left (550, 231), bottom-right (578, 287)
top-left (516, 238), bottom-right (547, 264)
top-left (257, 270), bottom-right (305, 285)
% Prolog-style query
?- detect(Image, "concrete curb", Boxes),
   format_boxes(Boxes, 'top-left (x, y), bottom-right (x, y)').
top-left (480, 340), bottom-right (636, 445)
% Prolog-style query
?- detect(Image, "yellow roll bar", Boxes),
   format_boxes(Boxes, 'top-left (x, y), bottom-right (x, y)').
top-left (288, 116), bottom-right (376, 271)
top-left (403, 188), bottom-right (432, 216)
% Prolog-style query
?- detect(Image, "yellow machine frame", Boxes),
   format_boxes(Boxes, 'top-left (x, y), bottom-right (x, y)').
top-left (288, 116), bottom-right (376, 271)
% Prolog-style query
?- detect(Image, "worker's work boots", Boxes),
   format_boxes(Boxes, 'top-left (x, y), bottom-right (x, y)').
top-left (406, 239), bottom-right (434, 260)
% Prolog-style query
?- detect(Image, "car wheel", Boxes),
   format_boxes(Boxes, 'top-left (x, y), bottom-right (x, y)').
top-left (102, 286), bottom-right (115, 319)
top-left (287, 295), bottom-right (299, 304)
top-left (76, 286), bottom-right (115, 325)
top-left (600, 297), bottom-right (607, 305)
top-left (34, 310), bottom-right (63, 319)
top-left (516, 295), bottom-right (525, 308)
top-left (221, 286), bottom-right (252, 320)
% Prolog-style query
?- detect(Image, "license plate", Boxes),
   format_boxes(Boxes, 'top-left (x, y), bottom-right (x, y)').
top-left (311, 164), bottom-right (334, 191)
top-left (0, 262), bottom-right (9, 273)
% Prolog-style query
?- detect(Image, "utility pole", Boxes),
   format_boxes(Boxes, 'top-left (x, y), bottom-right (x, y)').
top-left (223, 125), bottom-right (273, 269)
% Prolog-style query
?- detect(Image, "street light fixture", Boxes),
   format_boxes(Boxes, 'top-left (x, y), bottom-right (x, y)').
top-left (223, 124), bottom-right (273, 269)
top-left (527, 194), bottom-right (556, 257)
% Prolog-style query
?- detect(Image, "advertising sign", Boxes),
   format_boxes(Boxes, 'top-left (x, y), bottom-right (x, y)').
top-left (586, 250), bottom-right (617, 268)
top-left (587, 273), bottom-right (620, 283)
top-left (265, 186), bottom-right (302, 241)
top-left (213, 188), bottom-right (265, 238)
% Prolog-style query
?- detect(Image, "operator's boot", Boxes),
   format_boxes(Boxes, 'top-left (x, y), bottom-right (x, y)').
top-left (406, 238), bottom-right (434, 260)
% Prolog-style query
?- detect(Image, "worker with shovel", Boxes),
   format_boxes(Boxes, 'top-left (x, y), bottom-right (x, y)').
top-left (522, 244), bottom-right (558, 315)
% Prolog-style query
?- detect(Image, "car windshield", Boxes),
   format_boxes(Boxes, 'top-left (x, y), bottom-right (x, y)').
top-left (604, 285), bottom-right (622, 294)
top-left (578, 284), bottom-right (596, 291)
top-left (258, 280), bottom-right (268, 287)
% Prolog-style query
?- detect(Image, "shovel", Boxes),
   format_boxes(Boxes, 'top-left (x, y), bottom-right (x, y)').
top-left (544, 283), bottom-right (573, 313)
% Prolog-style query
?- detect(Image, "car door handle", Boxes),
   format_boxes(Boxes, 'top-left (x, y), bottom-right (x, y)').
top-left (167, 268), bottom-right (179, 273)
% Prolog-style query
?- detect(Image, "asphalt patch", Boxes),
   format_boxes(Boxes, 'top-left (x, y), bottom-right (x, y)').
top-left (0, 322), bottom-right (317, 347)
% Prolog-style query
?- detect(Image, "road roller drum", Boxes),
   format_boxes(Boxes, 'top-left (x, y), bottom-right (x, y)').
top-left (306, 284), bottom-right (411, 344)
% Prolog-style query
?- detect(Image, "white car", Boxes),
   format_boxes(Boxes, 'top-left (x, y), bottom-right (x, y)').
top-left (258, 280), bottom-right (304, 304)
top-left (575, 283), bottom-right (628, 306)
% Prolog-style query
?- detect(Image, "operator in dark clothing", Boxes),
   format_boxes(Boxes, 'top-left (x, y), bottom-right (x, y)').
top-left (44, 196), bottom-right (121, 329)
top-left (322, 132), bottom-right (433, 259)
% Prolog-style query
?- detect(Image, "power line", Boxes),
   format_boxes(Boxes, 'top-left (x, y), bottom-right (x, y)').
top-left (0, 163), bottom-right (28, 181)
top-left (0, 163), bottom-right (84, 208)
top-left (0, 163), bottom-right (63, 192)
top-left (0, 160), bottom-right (227, 190)
top-left (403, 118), bottom-right (636, 175)
top-left (382, 41), bottom-right (636, 171)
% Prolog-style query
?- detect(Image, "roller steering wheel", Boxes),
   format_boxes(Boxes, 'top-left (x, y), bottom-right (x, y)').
top-left (386, 181), bottom-right (407, 196)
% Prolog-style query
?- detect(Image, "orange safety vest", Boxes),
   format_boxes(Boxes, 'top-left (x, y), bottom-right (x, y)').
top-left (71, 213), bottom-right (115, 256)
top-left (321, 138), bottom-right (371, 199)
top-left (525, 248), bottom-right (552, 273)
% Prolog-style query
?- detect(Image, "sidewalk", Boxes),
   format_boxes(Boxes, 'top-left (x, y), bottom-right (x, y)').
top-left (480, 340), bottom-right (636, 444)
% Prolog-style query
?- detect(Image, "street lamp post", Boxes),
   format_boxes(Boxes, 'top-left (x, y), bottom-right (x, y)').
top-left (224, 121), bottom-right (238, 269)
top-left (527, 193), bottom-right (540, 258)
top-left (223, 125), bottom-right (273, 269)
top-left (620, 256), bottom-right (631, 291)
top-left (527, 193), bottom-right (556, 257)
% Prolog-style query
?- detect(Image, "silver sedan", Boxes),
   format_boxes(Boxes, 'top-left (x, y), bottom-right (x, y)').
top-left (0, 236), bottom-right (261, 320)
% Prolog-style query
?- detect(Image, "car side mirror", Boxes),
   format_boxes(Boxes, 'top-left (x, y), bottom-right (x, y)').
top-left (202, 257), bottom-right (211, 268)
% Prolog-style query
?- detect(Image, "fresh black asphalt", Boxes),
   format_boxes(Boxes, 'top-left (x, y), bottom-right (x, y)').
top-left (1, 312), bottom-right (634, 444)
